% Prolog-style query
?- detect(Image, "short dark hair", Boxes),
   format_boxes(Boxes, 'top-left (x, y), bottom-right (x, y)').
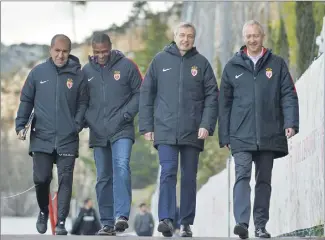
top-left (91, 32), bottom-right (112, 45)
top-left (50, 34), bottom-right (71, 51)
top-left (139, 203), bottom-right (146, 208)
top-left (84, 198), bottom-right (91, 205)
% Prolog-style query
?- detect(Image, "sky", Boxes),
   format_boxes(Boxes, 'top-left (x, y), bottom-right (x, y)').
top-left (1, 1), bottom-right (173, 45)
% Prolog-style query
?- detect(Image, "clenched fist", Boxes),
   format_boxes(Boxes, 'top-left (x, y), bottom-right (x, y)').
top-left (17, 129), bottom-right (26, 140)
top-left (144, 132), bottom-right (154, 141)
top-left (198, 128), bottom-right (208, 139)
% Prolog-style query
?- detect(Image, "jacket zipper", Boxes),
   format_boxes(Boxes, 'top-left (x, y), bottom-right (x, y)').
top-left (253, 62), bottom-right (260, 149)
top-left (176, 57), bottom-right (184, 143)
top-left (101, 67), bottom-right (106, 118)
top-left (55, 73), bottom-right (59, 149)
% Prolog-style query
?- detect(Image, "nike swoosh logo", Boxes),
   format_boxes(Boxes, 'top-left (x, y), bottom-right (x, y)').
top-left (162, 68), bottom-right (172, 72)
top-left (40, 80), bottom-right (49, 84)
top-left (88, 77), bottom-right (94, 81)
top-left (235, 73), bottom-right (243, 79)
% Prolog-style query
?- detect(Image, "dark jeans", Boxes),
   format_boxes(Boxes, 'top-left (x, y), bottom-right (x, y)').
top-left (158, 144), bottom-right (200, 225)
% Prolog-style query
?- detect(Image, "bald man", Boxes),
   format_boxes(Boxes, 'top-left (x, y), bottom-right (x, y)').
top-left (15, 34), bottom-right (88, 235)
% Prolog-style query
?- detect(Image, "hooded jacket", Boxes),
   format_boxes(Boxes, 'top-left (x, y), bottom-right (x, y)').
top-left (139, 42), bottom-right (219, 151)
top-left (218, 46), bottom-right (299, 158)
top-left (82, 50), bottom-right (142, 147)
top-left (15, 55), bottom-right (88, 157)
top-left (70, 207), bottom-right (101, 235)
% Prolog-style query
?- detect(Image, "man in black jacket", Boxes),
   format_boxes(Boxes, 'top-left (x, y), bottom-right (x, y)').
top-left (218, 20), bottom-right (299, 239)
top-left (134, 203), bottom-right (155, 237)
top-left (15, 34), bottom-right (88, 235)
top-left (82, 32), bottom-right (142, 236)
top-left (139, 22), bottom-right (219, 238)
top-left (70, 198), bottom-right (101, 235)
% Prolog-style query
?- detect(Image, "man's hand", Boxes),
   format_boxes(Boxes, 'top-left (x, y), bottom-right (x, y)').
top-left (144, 132), bottom-right (154, 141)
top-left (285, 128), bottom-right (296, 139)
top-left (17, 129), bottom-right (26, 140)
top-left (198, 128), bottom-right (209, 139)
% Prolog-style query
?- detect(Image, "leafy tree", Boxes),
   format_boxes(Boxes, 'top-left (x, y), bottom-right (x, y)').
top-left (130, 1), bottom-right (149, 19)
top-left (313, 2), bottom-right (325, 57)
top-left (280, 2), bottom-right (298, 79)
top-left (278, 17), bottom-right (290, 66)
top-left (133, 13), bottom-right (170, 74)
top-left (269, 2), bottom-right (324, 80)
top-left (268, 15), bottom-right (290, 66)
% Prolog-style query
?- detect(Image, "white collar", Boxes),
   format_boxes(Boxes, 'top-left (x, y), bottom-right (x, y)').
top-left (247, 47), bottom-right (264, 58)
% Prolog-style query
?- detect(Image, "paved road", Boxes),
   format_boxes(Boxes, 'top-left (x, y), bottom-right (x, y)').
top-left (1, 235), bottom-right (321, 240)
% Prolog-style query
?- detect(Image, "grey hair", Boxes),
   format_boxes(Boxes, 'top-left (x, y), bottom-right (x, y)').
top-left (242, 20), bottom-right (265, 37)
top-left (174, 22), bottom-right (196, 37)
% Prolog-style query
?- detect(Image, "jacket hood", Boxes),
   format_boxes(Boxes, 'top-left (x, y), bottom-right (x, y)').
top-left (163, 41), bottom-right (198, 58)
top-left (230, 45), bottom-right (272, 65)
top-left (88, 49), bottom-right (125, 71)
top-left (47, 54), bottom-right (81, 74)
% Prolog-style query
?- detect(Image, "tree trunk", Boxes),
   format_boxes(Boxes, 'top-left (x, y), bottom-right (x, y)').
top-left (295, 1), bottom-right (316, 78)
top-left (278, 16), bottom-right (290, 67)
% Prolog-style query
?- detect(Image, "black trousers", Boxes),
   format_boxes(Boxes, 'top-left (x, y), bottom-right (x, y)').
top-left (32, 151), bottom-right (75, 221)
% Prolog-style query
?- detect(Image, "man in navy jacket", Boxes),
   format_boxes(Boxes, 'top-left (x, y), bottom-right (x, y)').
top-left (139, 22), bottom-right (219, 237)
top-left (218, 20), bottom-right (299, 239)
top-left (15, 34), bottom-right (88, 235)
top-left (82, 32), bottom-right (142, 235)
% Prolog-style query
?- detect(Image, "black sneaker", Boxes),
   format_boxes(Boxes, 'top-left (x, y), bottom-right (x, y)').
top-left (97, 225), bottom-right (116, 236)
top-left (158, 219), bottom-right (174, 237)
top-left (234, 223), bottom-right (249, 239)
top-left (180, 225), bottom-right (192, 237)
top-left (55, 220), bottom-right (68, 235)
top-left (255, 228), bottom-right (271, 238)
top-left (115, 216), bottom-right (129, 232)
top-left (36, 211), bottom-right (48, 234)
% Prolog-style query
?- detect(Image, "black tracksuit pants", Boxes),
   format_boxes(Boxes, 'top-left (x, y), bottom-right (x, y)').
top-left (32, 151), bottom-right (75, 221)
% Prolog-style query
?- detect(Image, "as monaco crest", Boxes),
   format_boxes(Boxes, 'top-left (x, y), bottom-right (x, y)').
top-left (114, 71), bottom-right (120, 81)
top-left (66, 78), bottom-right (73, 89)
top-left (191, 66), bottom-right (198, 76)
top-left (266, 68), bottom-right (273, 79)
